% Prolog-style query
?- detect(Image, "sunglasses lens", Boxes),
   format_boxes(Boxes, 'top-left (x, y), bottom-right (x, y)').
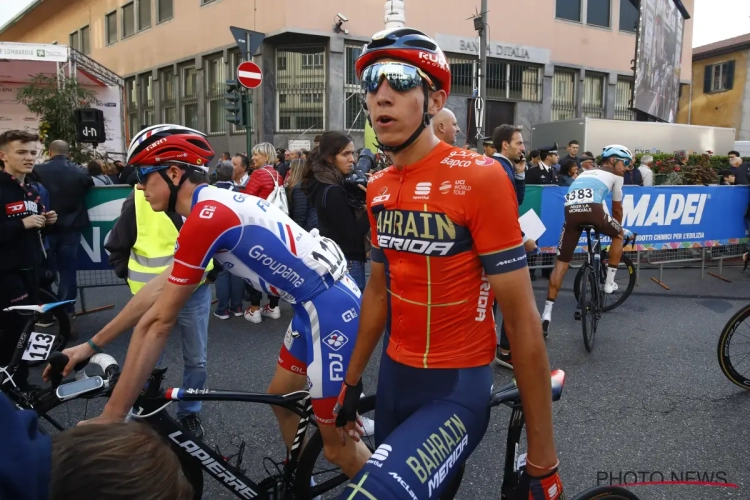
top-left (136, 166), bottom-right (166, 184)
top-left (361, 63), bottom-right (429, 93)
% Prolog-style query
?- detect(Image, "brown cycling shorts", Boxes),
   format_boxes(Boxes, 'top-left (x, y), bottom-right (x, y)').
top-left (556, 203), bottom-right (622, 263)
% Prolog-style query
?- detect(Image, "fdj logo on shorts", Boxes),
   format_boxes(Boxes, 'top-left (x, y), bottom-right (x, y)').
top-left (322, 331), bottom-right (349, 351)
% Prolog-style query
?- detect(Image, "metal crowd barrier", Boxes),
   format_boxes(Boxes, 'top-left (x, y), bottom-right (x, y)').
top-left (76, 269), bottom-right (126, 315)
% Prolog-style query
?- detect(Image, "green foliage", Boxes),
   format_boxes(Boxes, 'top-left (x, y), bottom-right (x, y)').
top-left (627, 152), bottom-right (744, 185)
top-left (17, 74), bottom-right (101, 164)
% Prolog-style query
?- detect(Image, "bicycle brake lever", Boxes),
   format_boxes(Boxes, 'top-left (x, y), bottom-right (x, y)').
top-left (47, 352), bottom-right (69, 389)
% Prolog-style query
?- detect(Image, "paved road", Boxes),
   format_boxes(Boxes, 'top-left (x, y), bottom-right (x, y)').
top-left (45, 264), bottom-right (750, 499)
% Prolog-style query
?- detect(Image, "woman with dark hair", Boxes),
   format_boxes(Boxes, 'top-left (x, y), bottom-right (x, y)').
top-left (302, 131), bottom-right (370, 291)
top-left (286, 158), bottom-right (318, 231)
top-left (557, 158), bottom-right (578, 186)
top-left (88, 160), bottom-right (113, 186)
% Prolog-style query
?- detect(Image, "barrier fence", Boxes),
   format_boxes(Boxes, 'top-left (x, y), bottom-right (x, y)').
top-left (74, 185), bottom-right (750, 313)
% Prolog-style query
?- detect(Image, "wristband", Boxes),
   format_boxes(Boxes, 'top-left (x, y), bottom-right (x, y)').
top-left (87, 339), bottom-right (103, 354)
top-left (524, 457), bottom-right (559, 472)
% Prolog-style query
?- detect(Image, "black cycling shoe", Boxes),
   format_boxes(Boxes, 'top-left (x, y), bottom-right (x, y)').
top-left (542, 319), bottom-right (550, 339)
top-left (179, 413), bottom-right (204, 440)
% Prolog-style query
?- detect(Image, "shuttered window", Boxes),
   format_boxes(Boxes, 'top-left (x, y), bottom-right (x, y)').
top-left (703, 61), bottom-right (735, 93)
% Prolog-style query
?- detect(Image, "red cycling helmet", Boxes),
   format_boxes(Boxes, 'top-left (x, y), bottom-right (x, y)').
top-left (355, 28), bottom-right (451, 96)
top-left (126, 124), bottom-right (215, 169)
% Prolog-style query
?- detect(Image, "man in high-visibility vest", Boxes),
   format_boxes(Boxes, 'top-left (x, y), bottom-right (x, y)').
top-left (99, 187), bottom-right (215, 438)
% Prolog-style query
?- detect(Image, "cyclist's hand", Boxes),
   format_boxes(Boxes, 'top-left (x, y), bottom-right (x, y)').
top-left (514, 467), bottom-right (564, 500)
top-left (44, 210), bottom-right (58, 225)
top-left (523, 239), bottom-right (538, 253)
top-left (333, 378), bottom-right (364, 444)
top-left (22, 214), bottom-right (45, 230)
top-left (78, 413), bottom-right (125, 426)
top-left (622, 228), bottom-right (634, 239)
top-left (43, 342), bottom-right (95, 381)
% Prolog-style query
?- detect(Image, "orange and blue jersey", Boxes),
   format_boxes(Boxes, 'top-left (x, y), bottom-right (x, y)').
top-left (367, 141), bottom-right (526, 369)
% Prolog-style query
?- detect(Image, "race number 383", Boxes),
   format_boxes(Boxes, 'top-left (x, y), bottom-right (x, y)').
top-left (22, 332), bottom-right (57, 361)
top-left (565, 188), bottom-right (594, 205)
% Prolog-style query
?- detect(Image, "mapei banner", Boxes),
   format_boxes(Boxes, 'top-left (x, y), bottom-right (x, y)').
top-left (524, 185), bottom-right (750, 252)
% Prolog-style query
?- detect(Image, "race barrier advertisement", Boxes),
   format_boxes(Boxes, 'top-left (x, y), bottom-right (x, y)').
top-left (76, 185), bottom-right (750, 271)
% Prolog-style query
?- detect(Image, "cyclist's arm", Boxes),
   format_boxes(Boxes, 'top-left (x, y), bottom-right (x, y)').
top-left (344, 259), bottom-right (387, 386)
top-left (102, 281), bottom-right (196, 418)
top-left (611, 175), bottom-right (624, 224)
top-left (468, 165), bottom-right (558, 475)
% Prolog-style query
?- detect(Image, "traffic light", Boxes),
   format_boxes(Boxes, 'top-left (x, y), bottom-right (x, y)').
top-left (225, 79), bottom-right (242, 125)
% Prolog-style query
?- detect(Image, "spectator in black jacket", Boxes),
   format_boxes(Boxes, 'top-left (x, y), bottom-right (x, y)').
top-left (286, 158), bottom-right (318, 231)
top-left (728, 150), bottom-right (750, 185)
top-left (623, 164), bottom-right (643, 186)
top-left (302, 131), bottom-right (369, 291)
top-left (34, 140), bottom-right (93, 316)
top-left (0, 130), bottom-right (57, 387)
top-left (212, 163), bottom-right (245, 319)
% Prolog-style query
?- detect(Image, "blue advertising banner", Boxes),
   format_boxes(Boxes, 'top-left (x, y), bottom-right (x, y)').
top-left (77, 186), bottom-right (131, 271)
top-left (536, 185), bottom-right (750, 251)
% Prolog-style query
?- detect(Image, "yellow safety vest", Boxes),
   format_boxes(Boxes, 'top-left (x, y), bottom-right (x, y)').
top-left (127, 189), bottom-right (213, 294)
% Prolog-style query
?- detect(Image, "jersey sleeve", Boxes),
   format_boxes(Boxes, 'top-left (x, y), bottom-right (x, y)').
top-left (466, 165), bottom-right (526, 275)
top-left (611, 174), bottom-right (624, 202)
top-left (168, 201), bottom-right (242, 285)
top-left (366, 179), bottom-right (384, 264)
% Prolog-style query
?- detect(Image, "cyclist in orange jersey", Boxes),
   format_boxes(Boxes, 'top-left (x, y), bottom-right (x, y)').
top-left (333, 28), bottom-right (562, 500)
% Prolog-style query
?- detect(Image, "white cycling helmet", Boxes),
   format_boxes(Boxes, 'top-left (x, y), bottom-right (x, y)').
top-left (601, 144), bottom-right (633, 164)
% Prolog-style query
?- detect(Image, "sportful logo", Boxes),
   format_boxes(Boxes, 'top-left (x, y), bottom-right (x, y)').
top-left (414, 182), bottom-right (431, 199)
top-left (622, 193), bottom-right (707, 227)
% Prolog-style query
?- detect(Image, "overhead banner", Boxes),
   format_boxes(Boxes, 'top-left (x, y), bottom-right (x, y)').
top-left (0, 42), bottom-right (68, 62)
top-left (77, 186), bottom-right (131, 270)
top-left (527, 185), bottom-right (749, 251)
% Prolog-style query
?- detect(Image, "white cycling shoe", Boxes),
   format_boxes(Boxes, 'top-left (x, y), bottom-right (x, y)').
top-left (604, 282), bottom-right (619, 294)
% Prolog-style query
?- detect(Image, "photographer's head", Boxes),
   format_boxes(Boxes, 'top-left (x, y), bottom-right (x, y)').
top-left (50, 422), bottom-right (192, 500)
top-left (355, 28), bottom-right (450, 160)
top-left (251, 143), bottom-right (276, 169)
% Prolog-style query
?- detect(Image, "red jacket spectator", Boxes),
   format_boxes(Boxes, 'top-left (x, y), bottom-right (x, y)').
top-left (243, 165), bottom-right (282, 199)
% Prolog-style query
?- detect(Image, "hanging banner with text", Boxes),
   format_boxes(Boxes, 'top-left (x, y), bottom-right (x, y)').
top-left (77, 186), bottom-right (131, 270)
top-left (526, 185), bottom-right (749, 252)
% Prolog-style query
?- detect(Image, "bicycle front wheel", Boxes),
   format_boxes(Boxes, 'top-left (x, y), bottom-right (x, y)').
top-left (571, 485), bottom-right (642, 499)
top-left (717, 303), bottom-right (750, 390)
top-left (580, 266), bottom-right (597, 353)
top-left (574, 255), bottom-right (636, 312)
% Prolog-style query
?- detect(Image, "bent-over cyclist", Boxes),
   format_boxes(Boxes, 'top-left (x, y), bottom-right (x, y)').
top-left (542, 144), bottom-right (633, 336)
top-left (48, 124), bottom-right (371, 477)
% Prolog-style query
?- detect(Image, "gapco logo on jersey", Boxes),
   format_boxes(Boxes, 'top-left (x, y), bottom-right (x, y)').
top-left (248, 245), bottom-right (305, 287)
top-left (622, 193), bottom-right (708, 227)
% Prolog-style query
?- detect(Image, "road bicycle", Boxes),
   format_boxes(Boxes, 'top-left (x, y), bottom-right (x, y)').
top-left (717, 302), bottom-right (750, 390)
top-left (573, 228), bottom-right (637, 352)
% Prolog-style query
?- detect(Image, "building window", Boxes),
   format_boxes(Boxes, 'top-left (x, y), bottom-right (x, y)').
top-left (704, 61), bottom-right (735, 93)
top-left (126, 77), bottom-right (139, 140)
top-left (160, 67), bottom-right (177, 124)
top-left (80, 26), bottom-right (90, 55)
top-left (106, 12), bottom-right (118, 45)
top-left (587, 0), bottom-right (610, 28)
top-left (485, 59), bottom-right (542, 102)
top-left (552, 68), bottom-right (577, 121)
top-left (556, 0), bottom-right (581, 22)
top-left (276, 48), bottom-right (326, 132)
top-left (138, 0), bottom-right (152, 31)
top-left (583, 72), bottom-right (605, 118)
top-left (157, 0), bottom-right (173, 23)
top-left (345, 44), bottom-right (365, 131)
top-left (448, 55), bottom-right (475, 97)
top-left (205, 54), bottom-right (226, 135)
top-left (181, 65), bottom-right (198, 130)
top-left (69, 31), bottom-right (79, 50)
top-left (614, 77), bottom-right (636, 120)
top-left (122, 3), bottom-right (135, 38)
top-left (619, 0), bottom-right (638, 33)
top-left (140, 73), bottom-right (155, 128)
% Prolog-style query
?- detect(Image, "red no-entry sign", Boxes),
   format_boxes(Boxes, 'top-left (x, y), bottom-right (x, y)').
top-left (237, 61), bottom-right (262, 89)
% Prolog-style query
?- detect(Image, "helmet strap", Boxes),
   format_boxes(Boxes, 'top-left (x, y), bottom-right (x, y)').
top-left (374, 85), bottom-right (433, 154)
top-left (158, 168), bottom-right (189, 214)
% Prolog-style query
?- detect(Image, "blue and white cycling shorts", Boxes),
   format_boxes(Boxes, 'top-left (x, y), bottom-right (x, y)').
top-left (277, 274), bottom-right (361, 425)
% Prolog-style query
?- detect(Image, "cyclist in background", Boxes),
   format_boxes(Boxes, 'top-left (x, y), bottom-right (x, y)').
top-left (52, 124), bottom-right (371, 478)
top-left (334, 28), bottom-right (562, 499)
top-left (542, 144), bottom-right (633, 336)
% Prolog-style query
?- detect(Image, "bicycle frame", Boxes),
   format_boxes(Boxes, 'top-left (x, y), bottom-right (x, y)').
top-left (132, 367), bottom-right (314, 499)
top-left (583, 228), bottom-right (604, 310)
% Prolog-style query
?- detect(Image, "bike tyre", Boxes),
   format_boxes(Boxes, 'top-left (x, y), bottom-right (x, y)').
top-left (574, 255), bottom-right (636, 312)
top-left (717, 303), bottom-right (750, 390)
top-left (580, 266), bottom-right (597, 353)
top-left (27, 289), bottom-right (71, 367)
top-left (294, 395), bottom-right (377, 499)
top-left (570, 485), bottom-right (642, 500)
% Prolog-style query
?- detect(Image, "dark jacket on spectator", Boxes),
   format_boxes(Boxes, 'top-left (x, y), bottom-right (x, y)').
top-left (0, 170), bottom-right (46, 271)
top-left (306, 179), bottom-right (369, 262)
top-left (526, 163), bottom-right (558, 185)
top-left (244, 165), bottom-right (282, 200)
top-left (34, 155), bottom-right (93, 234)
top-left (731, 162), bottom-right (750, 185)
top-left (289, 184), bottom-right (318, 231)
top-left (623, 168), bottom-right (643, 186)
top-left (118, 165), bottom-right (135, 185)
top-left (276, 161), bottom-right (291, 182)
top-left (492, 154), bottom-right (525, 206)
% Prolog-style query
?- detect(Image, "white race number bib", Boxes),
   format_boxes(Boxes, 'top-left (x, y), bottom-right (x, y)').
top-left (564, 188), bottom-right (594, 205)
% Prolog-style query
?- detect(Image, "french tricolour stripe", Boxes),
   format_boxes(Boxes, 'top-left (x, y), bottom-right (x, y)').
top-left (166, 388), bottom-right (182, 400)
top-left (285, 225), bottom-right (297, 254)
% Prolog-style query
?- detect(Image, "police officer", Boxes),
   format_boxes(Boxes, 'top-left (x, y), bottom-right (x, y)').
top-left (526, 143), bottom-right (560, 185)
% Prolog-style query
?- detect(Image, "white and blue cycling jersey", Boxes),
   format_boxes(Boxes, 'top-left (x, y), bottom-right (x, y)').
top-left (564, 168), bottom-right (624, 206)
